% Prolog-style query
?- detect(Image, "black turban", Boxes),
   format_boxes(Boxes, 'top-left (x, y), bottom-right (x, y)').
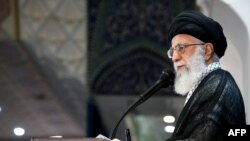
top-left (168, 10), bottom-right (227, 58)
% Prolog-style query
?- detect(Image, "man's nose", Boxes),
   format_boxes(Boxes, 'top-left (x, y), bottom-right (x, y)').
top-left (172, 51), bottom-right (181, 62)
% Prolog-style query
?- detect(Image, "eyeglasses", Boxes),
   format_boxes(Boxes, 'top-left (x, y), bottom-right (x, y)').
top-left (167, 43), bottom-right (205, 58)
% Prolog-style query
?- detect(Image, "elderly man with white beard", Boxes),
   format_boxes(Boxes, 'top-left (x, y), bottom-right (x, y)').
top-left (165, 11), bottom-right (246, 141)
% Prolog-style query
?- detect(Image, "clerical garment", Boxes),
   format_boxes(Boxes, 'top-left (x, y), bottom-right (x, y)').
top-left (166, 69), bottom-right (246, 141)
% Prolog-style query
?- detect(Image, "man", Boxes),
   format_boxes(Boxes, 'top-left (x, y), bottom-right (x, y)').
top-left (166, 10), bottom-right (246, 141)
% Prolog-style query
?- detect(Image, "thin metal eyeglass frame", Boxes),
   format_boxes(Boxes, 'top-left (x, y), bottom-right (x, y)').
top-left (167, 43), bottom-right (205, 58)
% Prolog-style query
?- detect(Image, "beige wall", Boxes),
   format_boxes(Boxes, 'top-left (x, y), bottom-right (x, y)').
top-left (210, 0), bottom-right (250, 123)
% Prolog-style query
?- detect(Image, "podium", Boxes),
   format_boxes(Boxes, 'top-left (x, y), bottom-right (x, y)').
top-left (31, 137), bottom-right (108, 141)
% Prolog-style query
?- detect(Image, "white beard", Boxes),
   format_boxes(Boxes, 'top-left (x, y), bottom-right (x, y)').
top-left (174, 48), bottom-right (207, 96)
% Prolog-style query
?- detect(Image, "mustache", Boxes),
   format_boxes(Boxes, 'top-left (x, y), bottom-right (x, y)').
top-left (174, 61), bottom-right (185, 69)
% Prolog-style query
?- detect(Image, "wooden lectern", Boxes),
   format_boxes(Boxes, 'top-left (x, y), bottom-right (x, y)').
top-left (31, 137), bottom-right (109, 141)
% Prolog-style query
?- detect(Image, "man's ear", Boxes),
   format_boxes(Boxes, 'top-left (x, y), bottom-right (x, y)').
top-left (204, 43), bottom-right (214, 61)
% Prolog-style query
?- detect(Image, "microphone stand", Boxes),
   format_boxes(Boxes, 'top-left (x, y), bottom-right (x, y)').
top-left (110, 69), bottom-right (174, 139)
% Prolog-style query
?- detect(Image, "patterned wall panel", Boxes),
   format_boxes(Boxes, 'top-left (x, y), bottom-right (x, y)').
top-left (19, 0), bottom-right (89, 130)
top-left (19, 0), bottom-right (87, 83)
top-left (88, 0), bottom-right (196, 95)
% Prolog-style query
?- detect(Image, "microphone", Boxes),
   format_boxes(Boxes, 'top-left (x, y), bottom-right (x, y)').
top-left (110, 69), bottom-right (175, 139)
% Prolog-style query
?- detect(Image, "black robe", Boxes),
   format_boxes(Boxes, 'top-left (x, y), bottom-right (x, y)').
top-left (166, 69), bottom-right (246, 141)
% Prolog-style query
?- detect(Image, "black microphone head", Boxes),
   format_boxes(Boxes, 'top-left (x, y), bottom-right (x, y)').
top-left (159, 69), bottom-right (175, 87)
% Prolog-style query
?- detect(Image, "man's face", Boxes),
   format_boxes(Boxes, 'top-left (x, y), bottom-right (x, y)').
top-left (171, 34), bottom-right (207, 95)
top-left (171, 34), bottom-right (204, 72)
